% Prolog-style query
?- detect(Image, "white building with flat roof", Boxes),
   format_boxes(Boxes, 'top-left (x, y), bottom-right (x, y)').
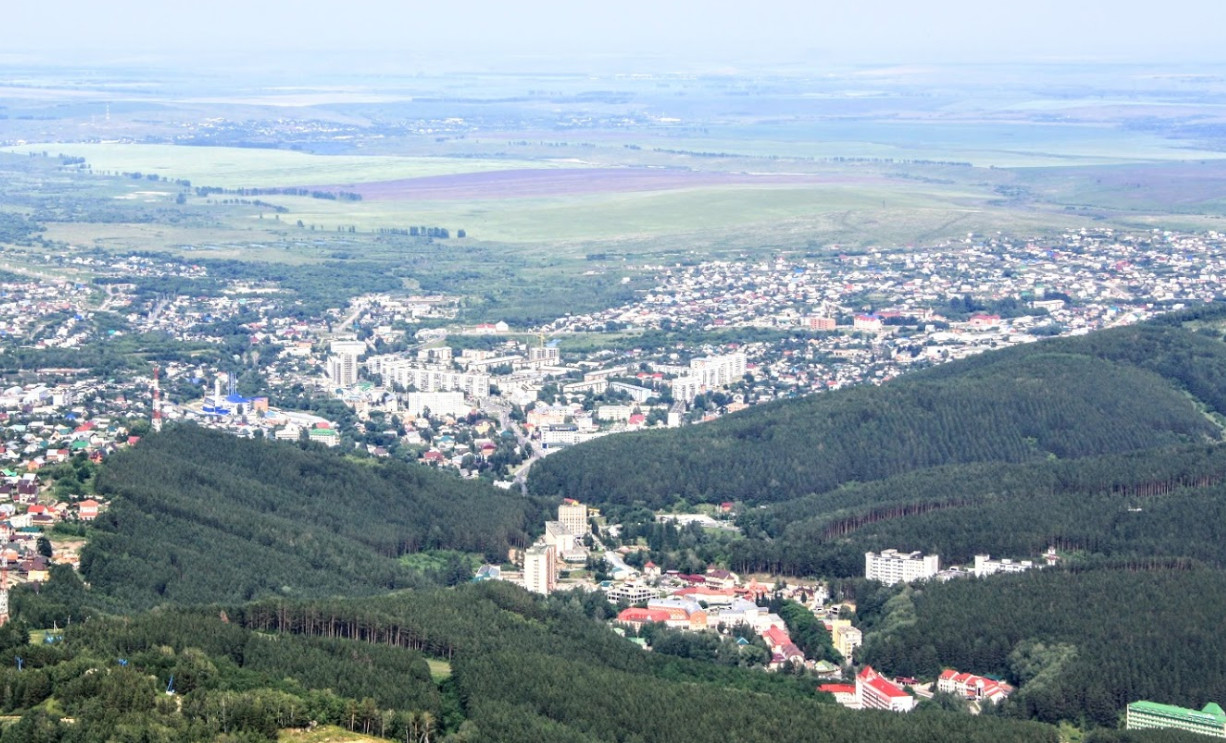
top-left (366, 356), bottom-right (490, 398)
top-left (670, 352), bottom-right (747, 402)
top-left (973, 554), bottom-right (1037, 578)
top-left (405, 391), bottom-right (471, 419)
top-left (523, 542), bottom-right (557, 595)
top-left (558, 501), bottom-right (589, 536)
top-left (865, 549), bottom-right (940, 586)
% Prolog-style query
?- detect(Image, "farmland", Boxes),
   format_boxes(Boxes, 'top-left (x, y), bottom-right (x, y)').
top-left (2, 62), bottom-right (1226, 324)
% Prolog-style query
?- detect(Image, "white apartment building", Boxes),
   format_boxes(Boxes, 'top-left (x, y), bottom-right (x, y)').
top-left (404, 391), bottom-right (471, 419)
top-left (327, 339), bottom-right (367, 388)
top-left (544, 520), bottom-right (589, 563)
top-left (690, 352), bottom-right (747, 387)
top-left (865, 549), bottom-right (940, 586)
top-left (528, 345), bottom-right (560, 366)
top-left (523, 542), bottom-right (557, 595)
top-left (596, 404), bottom-right (635, 422)
top-left (606, 581), bottom-right (656, 604)
top-left (670, 352), bottom-right (747, 402)
top-left (366, 355), bottom-right (491, 398)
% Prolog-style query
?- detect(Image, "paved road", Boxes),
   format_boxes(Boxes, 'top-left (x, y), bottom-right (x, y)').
top-left (482, 396), bottom-right (540, 494)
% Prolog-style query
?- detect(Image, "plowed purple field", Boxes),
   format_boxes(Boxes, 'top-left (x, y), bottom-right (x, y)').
top-left (313, 168), bottom-right (867, 200)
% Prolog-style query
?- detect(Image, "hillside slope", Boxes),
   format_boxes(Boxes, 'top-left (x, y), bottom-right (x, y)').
top-left (82, 427), bottom-right (548, 609)
top-left (528, 322), bottom-right (1226, 508)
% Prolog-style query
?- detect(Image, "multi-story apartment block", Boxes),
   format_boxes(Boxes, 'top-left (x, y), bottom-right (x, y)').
top-left (523, 542), bottom-right (557, 595)
top-left (327, 339), bottom-right (367, 388)
top-left (829, 619), bottom-right (863, 660)
top-left (366, 355), bottom-right (490, 398)
top-left (865, 549), bottom-right (940, 586)
top-left (857, 666), bottom-right (915, 712)
top-left (690, 352), bottom-right (747, 388)
top-left (558, 500), bottom-right (589, 536)
top-left (404, 391), bottom-right (471, 419)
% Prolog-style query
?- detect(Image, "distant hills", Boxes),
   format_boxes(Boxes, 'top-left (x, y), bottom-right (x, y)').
top-left (528, 317), bottom-right (1226, 509)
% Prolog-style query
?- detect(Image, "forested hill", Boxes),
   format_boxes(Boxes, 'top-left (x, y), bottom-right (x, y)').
top-left (528, 321), bottom-right (1226, 508)
top-left (81, 427), bottom-right (549, 609)
top-left (0, 581), bottom-right (1061, 743)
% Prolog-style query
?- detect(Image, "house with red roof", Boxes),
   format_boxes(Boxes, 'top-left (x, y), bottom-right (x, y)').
top-left (616, 608), bottom-right (671, 632)
top-left (762, 626), bottom-right (791, 649)
top-left (968, 313), bottom-right (1002, 330)
top-left (937, 669), bottom-right (1013, 704)
top-left (78, 499), bottom-right (100, 521)
top-left (857, 666), bottom-right (916, 712)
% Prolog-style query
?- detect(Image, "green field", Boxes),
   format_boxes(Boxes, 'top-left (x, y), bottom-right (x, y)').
top-left (9, 137), bottom-right (1226, 256)
top-left (1, 143), bottom-right (581, 188)
top-left (154, 181), bottom-right (1090, 248)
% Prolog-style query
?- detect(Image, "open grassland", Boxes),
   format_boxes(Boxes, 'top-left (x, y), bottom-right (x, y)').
top-left (279, 726), bottom-right (388, 743)
top-left (10, 141), bottom-right (1226, 256)
top-left (1015, 160), bottom-right (1226, 215)
top-left (255, 182), bottom-right (1095, 247)
top-left (40, 222), bottom-right (334, 263)
top-left (621, 121), bottom-right (1226, 167)
top-left (2, 143), bottom-right (583, 189)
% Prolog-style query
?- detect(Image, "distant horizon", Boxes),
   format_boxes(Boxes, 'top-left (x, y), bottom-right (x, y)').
top-left (6, 0), bottom-right (1226, 75)
top-left (3, 50), bottom-right (1226, 80)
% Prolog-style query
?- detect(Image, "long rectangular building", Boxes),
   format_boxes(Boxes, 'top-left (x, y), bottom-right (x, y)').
top-left (1127, 701), bottom-right (1226, 738)
top-left (865, 549), bottom-right (939, 586)
top-left (366, 355), bottom-right (490, 398)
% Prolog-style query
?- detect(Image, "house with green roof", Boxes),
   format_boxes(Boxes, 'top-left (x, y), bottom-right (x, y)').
top-left (1127, 700), bottom-right (1226, 738)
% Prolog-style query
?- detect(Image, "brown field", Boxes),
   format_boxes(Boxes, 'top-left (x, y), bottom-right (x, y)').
top-left (312, 167), bottom-right (884, 201)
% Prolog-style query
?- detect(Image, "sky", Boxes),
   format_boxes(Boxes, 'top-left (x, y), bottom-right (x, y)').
top-left (5, 0), bottom-right (1226, 71)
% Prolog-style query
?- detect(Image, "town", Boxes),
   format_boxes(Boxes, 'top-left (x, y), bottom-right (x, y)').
top-left (0, 226), bottom-right (1223, 732)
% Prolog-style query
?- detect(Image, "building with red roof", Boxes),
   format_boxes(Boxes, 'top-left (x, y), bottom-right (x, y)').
top-left (616, 608), bottom-right (671, 631)
top-left (937, 669), bottom-right (1013, 704)
top-left (762, 626), bottom-right (791, 649)
top-left (819, 684), bottom-right (860, 709)
top-left (857, 666), bottom-right (916, 712)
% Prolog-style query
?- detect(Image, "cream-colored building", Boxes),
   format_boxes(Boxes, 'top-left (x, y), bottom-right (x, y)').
top-left (829, 619), bottom-right (863, 660)
top-left (523, 543), bottom-right (557, 595)
top-left (558, 501), bottom-right (589, 536)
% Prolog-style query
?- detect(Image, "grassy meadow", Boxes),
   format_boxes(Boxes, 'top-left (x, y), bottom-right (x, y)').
top-left (2, 143), bottom-right (581, 189)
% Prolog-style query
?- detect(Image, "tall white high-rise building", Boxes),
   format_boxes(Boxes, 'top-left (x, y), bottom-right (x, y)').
top-left (865, 549), bottom-right (939, 586)
top-left (670, 352), bottom-right (747, 402)
top-left (689, 352), bottom-right (747, 388)
top-left (327, 339), bottom-right (367, 388)
top-left (523, 542), bottom-right (557, 595)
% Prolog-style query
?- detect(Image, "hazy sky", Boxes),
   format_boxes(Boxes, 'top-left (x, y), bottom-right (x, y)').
top-left (6, 0), bottom-right (1226, 70)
